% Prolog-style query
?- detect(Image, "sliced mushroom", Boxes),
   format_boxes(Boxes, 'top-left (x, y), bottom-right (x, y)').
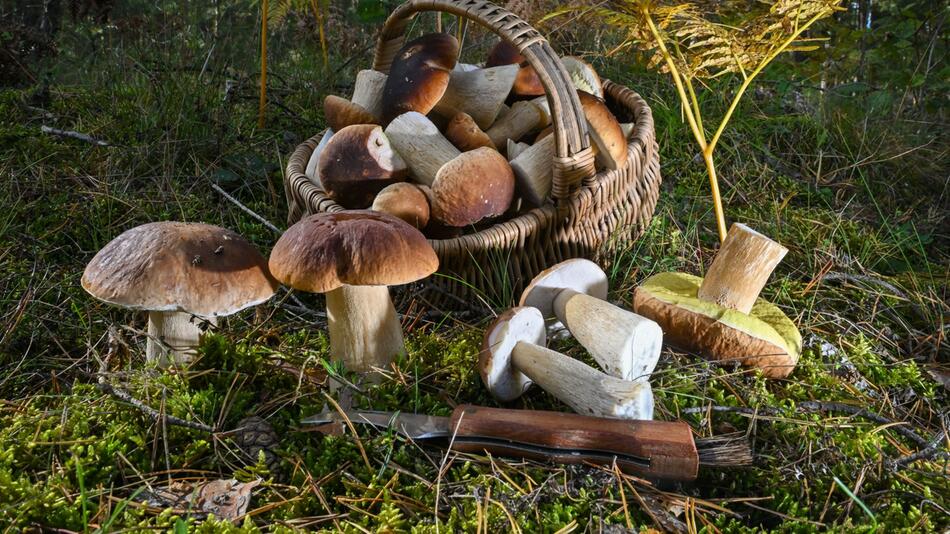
top-left (480, 307), bottom-right (653, 420)
top-left (318, 124), bottom-right (407, 208)
top-left (520, 259), bottom-right (662, 382)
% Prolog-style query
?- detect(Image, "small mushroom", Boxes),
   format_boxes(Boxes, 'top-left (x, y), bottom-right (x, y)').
top-left (578, 91), bottom-right (627, 171)
top-left (371, 182), bottom-right (431, 229)
top-left (633, 223), bottom-right (801, 378)
top-left (520, 259), bottom-right (662, 382)
top-left (480, 307), bottom-right (653, 420)
top-left (269, 211), bottom-right (438, 375)
top-left (318, 124), bottom-right (407, 208)
top-left (323, 95), bottom-right (377, 131)
top-left (444, 112), bottom-right (496, 152)
top-left (81, 222), bottom-right (277, 366)
top-left (433, 65), bottom-right (519, 129)
top-left (381, 33), bottom-right (459, 124)
top-left (561, 56), bottom-right (603, 98)
top-left (485, 40), bottom-right (544, 97)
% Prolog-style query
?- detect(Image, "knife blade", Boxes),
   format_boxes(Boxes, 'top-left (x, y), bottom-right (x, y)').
top-left (302, 404), bottom-right (702, 481)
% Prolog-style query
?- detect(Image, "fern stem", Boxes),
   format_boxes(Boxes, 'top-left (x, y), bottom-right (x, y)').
top-left (701, 151), bottom-right (728, 242)
top-left (258, 0), bottom-right (268, 129)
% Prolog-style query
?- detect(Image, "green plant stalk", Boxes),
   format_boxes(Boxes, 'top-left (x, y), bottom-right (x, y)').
top-left (258, 0), bottom-right (269, 129)
top-left (642, 7), bottom-right (831, 243)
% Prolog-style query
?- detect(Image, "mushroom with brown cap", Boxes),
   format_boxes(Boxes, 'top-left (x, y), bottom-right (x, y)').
top-left (268, 211), bottom-right (438, 375)
top-left (632, 223), bottom-right (801, 378)
top-left (578, 91), bottom-right (627, 171)
top-left (318, 124), bottom-right (407, 208)
top-left (485, 40), bottom-right (544, 97)
top-left (81, 222), bottom-right (277, 366)
top-left (371, 182), bottom-right (431, 229)
top-left (480, 307), bottom-right (653, 420)
top-left (520, 259), bottom-right (662, 382)
top-left (323, 95), bottom-right (378, 131)
top-left (444, 112), bottom-right (495, 152)
top-left (381, 33), bottom-right (459, 124)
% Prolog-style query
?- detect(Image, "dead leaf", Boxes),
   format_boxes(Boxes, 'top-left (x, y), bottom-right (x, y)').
top-left (140, 478), bottom-right (261, 521)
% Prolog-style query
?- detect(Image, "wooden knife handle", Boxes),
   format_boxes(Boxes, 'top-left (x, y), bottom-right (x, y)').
top-left (448, 405), bottom-right (699, 481)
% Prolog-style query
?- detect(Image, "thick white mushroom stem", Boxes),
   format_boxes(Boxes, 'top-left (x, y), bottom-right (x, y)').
top-left (351, 70), bottom-right (388, 121)
top-left (509, 133), bottom-right (555, 207)
top-left (486, 98), bottom-right (551, 149)
top-left (146, 311), bottom-right (216, 366)
top-left (511, 341), bottom-right (654, 420)
top-left (697, 223), bottom-right (788, 314)
top-left (384, 112), bottom-right (460, 186)
top-left (325, 284), bottom-right (404, 375)
top-left (507, 139), bottom-right (529, 160)
top-left (552, 289), bottom-right (662, 382)
top-left (433, 65), bottom-right (518, 129)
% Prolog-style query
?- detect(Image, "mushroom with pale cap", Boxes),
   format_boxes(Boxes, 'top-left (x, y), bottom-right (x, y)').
top-left (520, 259), bottom-right (662, 382)
top-left (381, 33), bottom-right (458, 124)
top-left (318, 124), bottom-right (408, 208)
top-left (480, 306), bottom-right (653, 420)
top-left (371, 182), bottom-right (431, 229)
top-left (81, 222), bottom-right (277, 366)
top-left (633, 223), bottom-right (801, 378)
top-left (268, 211), bottom-right (438, 375)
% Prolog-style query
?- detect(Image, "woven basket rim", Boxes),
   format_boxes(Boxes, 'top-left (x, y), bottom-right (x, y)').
top-left (285, 78), bottom-right (653, 250)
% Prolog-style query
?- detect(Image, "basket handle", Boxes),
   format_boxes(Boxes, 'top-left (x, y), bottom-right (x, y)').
top-left (372, 0), bottom-right (596, 201)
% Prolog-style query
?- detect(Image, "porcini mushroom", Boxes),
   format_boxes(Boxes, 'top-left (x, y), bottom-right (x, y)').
top-left (384, 111), bottom-right (459, 186)
top-left (433, 65), bottom-right (518, 129)
top-left (578, 91), bottom-right (627, 171)
top-left (381, 33), bottom-right (458, 124)
top-left (485, 40), bottom-right (544, 97)
top-left (445, 112), bottom-right (496, 152)
top-left (81, 222), bottom-right (277, 366)
top-left (485, 97), bottom-right (551, 149)
top-left (371, 182), bottom-right (431, 229)
top-left (481, 307), bottom-right (653, 420)
top-left (318, 124), bottom-right (407, 208)
top-left (506, 139), bottom-right (529, 160)
top-left (509, 133), bottom-right (555, 207)
top-left (351, 69), bottom-right (389, 120)
top-left (268, 211), bottom-right (438, 375)
top-left (520, 259), bottom-right (662, 382)
top-left (633, 224), bottom-right (801, 378)
top-left (324, 95), bottom-right (377, 131)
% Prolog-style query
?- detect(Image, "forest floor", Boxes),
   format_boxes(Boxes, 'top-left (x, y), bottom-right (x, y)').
top-left (0, 5), bottom-right (947, 533)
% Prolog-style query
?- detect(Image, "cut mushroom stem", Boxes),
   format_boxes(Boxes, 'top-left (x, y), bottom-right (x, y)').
top-left (433, 65), bottom-right (518, 129)
top-left (620, 123), bottom-right (634, 139)
top-left (325, 285), bottom-right (404, 375)
top-left (486, 98), bottom-right (551, 149)
top-left (481, 307), bottom-right (653, 420)
top-left (506, 139), bottom-right (529, 160)
top-left (146, 311), bottom-right (216, 366)
top-left (697, 223), bottom-right (788, 314)
top-left (351, 69), bottom-right (388, 121)
top-left (384, 111), bottom-right (460, 186)
top-left (521, 259), bottom-right (662, 382)
top-left (509, 133), bottom-right (555, 207)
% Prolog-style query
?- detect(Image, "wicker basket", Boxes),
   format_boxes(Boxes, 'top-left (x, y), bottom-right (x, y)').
top-left (284, 0), bottom-right (662, 311)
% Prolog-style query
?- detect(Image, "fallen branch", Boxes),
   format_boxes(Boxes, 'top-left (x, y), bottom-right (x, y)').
top-left (210, 183), bottom-right (282, 235)
top-left (41, 125), bottom-right (109, 146)
top-left (96, 379), bottom-right (215, 433)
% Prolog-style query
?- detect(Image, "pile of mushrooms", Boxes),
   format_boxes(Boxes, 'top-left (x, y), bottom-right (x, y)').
top-left (303, 33), bottom-right (636, 238)
top-left (480, 259), bottom-right (663, 420)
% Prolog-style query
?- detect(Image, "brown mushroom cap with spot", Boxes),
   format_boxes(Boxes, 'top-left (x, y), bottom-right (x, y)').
top-left (381, 33), bottom-right (459, 123)
top-left (486, 40), bottom-right (544, 97)
top-left (577, 91), bottom-right (627, 170)
top-left (444, 112), bottom-right (496, 152)
top-left (431, 147), bottom-right (515, 227)
top-left (371, 182), bottom-right (431, 230)
top-left (82, 222), bottom-right (276, 316)
top-left (269, 210), bottom-right (437, 293)
top-left (318, 124), bottom-right (408, 209)
top-left (324, 95), bottom-right (378, 130)
top-left (269, 211), bottom-right (438, 374)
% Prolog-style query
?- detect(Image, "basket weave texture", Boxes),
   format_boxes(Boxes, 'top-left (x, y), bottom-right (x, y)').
top-left (284, 0), bottom-right (662, 310)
